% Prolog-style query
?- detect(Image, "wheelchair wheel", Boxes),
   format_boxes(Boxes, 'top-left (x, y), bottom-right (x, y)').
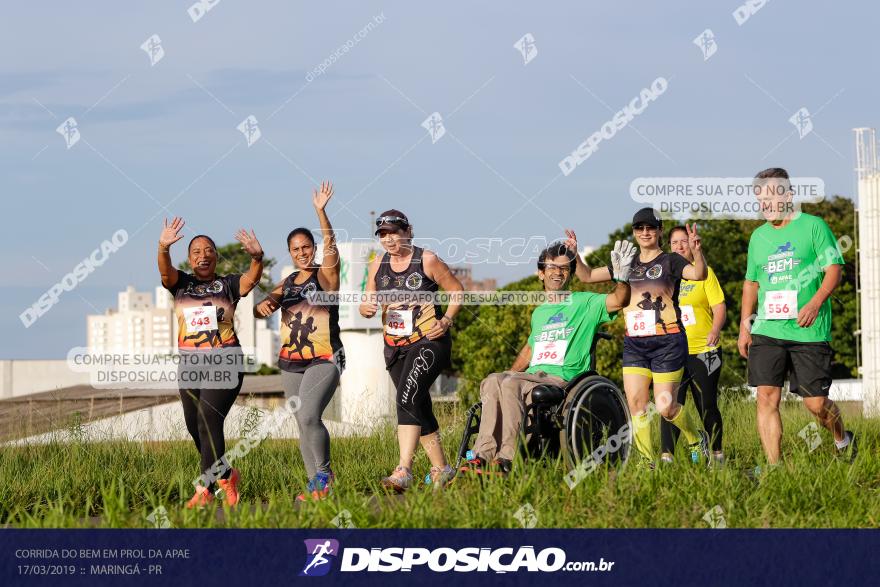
top-left (560, 375), bottom-right (631, 470)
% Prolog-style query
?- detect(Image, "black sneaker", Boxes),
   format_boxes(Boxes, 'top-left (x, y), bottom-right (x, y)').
top-left (837, 431), bottom-right (858, 463)
top-left (490, 458), bottom-right (513, 476)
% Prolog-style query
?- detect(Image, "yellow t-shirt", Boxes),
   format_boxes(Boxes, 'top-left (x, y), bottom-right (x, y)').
top-left (678, 265), bottom-right (725, 355)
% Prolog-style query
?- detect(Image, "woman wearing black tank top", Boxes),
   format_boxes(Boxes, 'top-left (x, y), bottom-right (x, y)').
top-left (255, 181), bottom-right (344, 501)
top-left (360, 209), bottom-right (464, 492)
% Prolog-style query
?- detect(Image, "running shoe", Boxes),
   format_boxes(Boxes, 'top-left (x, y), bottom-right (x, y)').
top-left (660, 454), bottom-right (674, 465)
top-left (428, 465), bottom-right (456, 489)
top-left (380, 466), bottom-right (413, 494)
top-left (711, 453), bottom-right (726, 468)
top-left (311, 472), bottom-right (334, 499)
top-left (216, 468), bottom-right (240, 507)
top-left (689, 430), bottom-right (710, 465)
top-left (185, 485), bottom-right (214, 509)
top-left (836, 431), bottom-right (858, 464)
top-left (295, 477), bottom-right (317, 502)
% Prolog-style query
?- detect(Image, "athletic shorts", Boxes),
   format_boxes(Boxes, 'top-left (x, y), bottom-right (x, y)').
top-left (747, 334), bottom-right (832, 398)
top-left (622, 331), bottom-right (687, 383)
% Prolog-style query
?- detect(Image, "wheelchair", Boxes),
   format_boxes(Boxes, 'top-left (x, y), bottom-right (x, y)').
top-left (456, 332), bottom-right (632, 471)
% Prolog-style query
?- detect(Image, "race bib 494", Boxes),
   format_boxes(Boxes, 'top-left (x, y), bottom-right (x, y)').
top-left (385, 309), bottom-right (414, 336)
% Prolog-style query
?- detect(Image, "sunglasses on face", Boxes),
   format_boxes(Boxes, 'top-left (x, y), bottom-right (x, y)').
top-left (632, 224), bottom-right (658, 232)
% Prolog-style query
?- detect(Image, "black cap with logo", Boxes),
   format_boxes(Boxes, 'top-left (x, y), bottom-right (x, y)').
top-left (631, 207), bottom-right (662, 228)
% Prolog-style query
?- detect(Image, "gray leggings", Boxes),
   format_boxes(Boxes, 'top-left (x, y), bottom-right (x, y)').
top-left (282, 363), bottom-right (340, 478)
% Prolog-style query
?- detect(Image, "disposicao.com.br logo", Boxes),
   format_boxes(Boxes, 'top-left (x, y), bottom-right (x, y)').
top-left (301, 539), bottom-right (615, 574)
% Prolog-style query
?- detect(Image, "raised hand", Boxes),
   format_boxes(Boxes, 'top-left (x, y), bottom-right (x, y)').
top-left (313, 180), bottom-right (334, 211)
top-left (686, 222), bottom-right (702, 254)
top-left (159, 217), bottom-right (185, 249)
top-left (563, 228), bottom-right (578, 253)
top-left (611, 240), bottom-right (638, 282)
top-left (235, 229), bottom-right (264, 258)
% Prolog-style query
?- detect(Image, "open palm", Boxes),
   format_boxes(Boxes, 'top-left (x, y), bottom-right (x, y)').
top-left (159, 217), bottom-right (185, 248)
top-left (312, 180), bottom-right (334, 211)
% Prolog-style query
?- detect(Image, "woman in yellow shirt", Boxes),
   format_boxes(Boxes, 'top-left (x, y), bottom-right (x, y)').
top-left (659, 225), bottom-right (727, 464)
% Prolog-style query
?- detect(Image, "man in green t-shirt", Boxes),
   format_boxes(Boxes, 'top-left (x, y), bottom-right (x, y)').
top-left (463, 241), bottom-right (633, 475)
top-left (738, 167), bottom-right (856, 467)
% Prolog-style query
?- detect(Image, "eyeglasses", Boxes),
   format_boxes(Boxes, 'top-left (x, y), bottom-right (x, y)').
top-left (543, 263), bottom-right (571, 273)
top-left (632, 224), bottom-right (658, 232)
top-left (376, 216), bottom-right (408, 227)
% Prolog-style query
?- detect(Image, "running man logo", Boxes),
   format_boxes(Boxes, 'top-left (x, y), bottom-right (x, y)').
top-left (300, 539), bottom-right (339, 577)
top-left (547, 312), bottom-right (565, 324)
top-left (692, 29), bottom-right (717, 61)
top-left (789, 107), bottom-right (813, 139)
top-left (775, 242), bottom-right (793, 254)
top-left (237, 115), bottom-right (261, 147)
top-left (421, 112), bottom-right (446, 143)
top-left (140, 34), bottom-right (165, 66)
top-left (513, 33), bottom-right (537, 65)
top-left (56, 117), bottom-right (80, 149)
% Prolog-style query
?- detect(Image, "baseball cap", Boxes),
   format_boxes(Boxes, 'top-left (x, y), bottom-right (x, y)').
top-left (632, 207), bottom-right (661, 228)
top-left (374, 209), bottom-right (410, 235)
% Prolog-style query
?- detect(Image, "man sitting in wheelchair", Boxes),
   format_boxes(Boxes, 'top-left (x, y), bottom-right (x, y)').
top-left (461, 237), bottom-right (636, 475)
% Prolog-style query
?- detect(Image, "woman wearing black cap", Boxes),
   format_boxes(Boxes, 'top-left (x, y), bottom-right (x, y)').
top-left (568, 208), bottom-right (710, 467)
top-left (622, 208), bottom-right (709, 466)
top-left (359, 210), bottom-right (464, 492)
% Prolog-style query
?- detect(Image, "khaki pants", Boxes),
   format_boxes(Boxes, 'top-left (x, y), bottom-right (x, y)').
top-left (472, 370), bottom-right (566, 462)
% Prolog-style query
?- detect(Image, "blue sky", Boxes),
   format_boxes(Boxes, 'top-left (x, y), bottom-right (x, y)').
top-left (2, 1), bottom-right (877, 358)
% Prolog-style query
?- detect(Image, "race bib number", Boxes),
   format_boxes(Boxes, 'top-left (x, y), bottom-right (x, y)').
top-left (184, 305), bottom-right (218, 333)
top-left (531, 340), bottom-right (567, 366)
top-left (763, 290), bottom-right (798, 320)
top-left (680, 305), bottom-right (697, 327)
top-left (626, 310), bottom-right (656, 337)
top-left (385, 309), bottom-right (413, 336)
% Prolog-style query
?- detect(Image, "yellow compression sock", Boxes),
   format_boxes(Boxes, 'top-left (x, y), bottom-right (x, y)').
top-left (667, 406), bottom-right (700, 445)
top-left (632, 411), bottom-right (654, 461)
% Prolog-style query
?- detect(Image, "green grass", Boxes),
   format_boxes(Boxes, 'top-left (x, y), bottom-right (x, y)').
top-left (2, 399), bottom-right (879, 528)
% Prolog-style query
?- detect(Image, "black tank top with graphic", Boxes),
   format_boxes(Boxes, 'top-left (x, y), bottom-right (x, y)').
top-left (278, 271), bottom-right (344, 373)
top-left (374, 246), bottom-right (445, 364)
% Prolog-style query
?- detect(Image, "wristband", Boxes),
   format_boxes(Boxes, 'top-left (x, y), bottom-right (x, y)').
top-left (251, 253), bottom-right (264, 261)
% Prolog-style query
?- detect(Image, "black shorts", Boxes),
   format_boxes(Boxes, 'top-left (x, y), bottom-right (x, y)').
top-left (622, 332), bottom-right (687, 382)
top-left (747, 334), bottom-right (832, 397)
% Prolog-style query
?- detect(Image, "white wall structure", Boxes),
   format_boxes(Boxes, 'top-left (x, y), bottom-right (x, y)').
top-left (0, 360), bottom-right (90, 399)
top-left (855, 128), bottom-right (880, 417)
top-left (255, 320), bottom-right (279, 367)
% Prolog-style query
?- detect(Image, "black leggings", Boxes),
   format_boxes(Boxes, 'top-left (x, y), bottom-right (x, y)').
top-left (179, 372), bottom-right (245, 487)
top-left (387, 339), bottom-right (450, 436)
top-left (660, 348), bottom-right (723, 453)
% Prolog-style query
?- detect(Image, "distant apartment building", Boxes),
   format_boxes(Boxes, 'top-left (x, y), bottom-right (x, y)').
top-left (87, 285), bottom-right (270, 362)
top-left (450, 266), bottom-right (497, 291)
top-left (87, 286), bottom-right (175, 354)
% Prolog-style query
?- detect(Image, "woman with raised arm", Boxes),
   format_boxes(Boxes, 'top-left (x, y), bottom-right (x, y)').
top-left (567, 208), bottom-right (709, 468)
top-left (359, 210), bottom-right (464, 492)
top-left (254, 181), bottom-right (345, 501)
top-left (158, 217), bottom-right (264, 508)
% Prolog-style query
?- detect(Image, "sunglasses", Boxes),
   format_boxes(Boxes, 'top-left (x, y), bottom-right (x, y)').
top-left (376, 216), bottom-right (408, 227)
top-left (632, 224), bottom-right (658, 232)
